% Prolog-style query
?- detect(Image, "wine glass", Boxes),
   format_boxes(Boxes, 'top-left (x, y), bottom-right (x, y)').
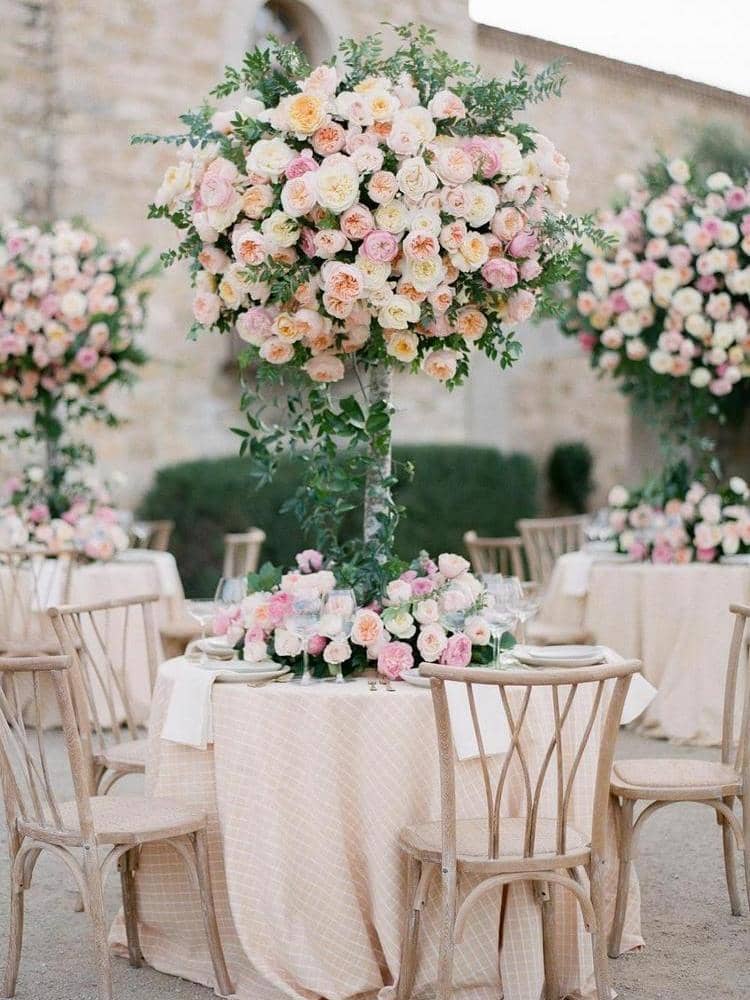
top-left (130, 520), bottom-right (151, 549)
top-left (322, 589), bottom-right (356, 683)
top-left (185, 599), bottom-right (216, 664)
top-left (505, 581), bottom-right (542, 643)
top-left (440, 609), bottom-right (467, 634)
top-left (214, 575), bottom-right (248, 610)
top-left (484, 577), bottom-right (522, 666)
top-left (287, 592), bottom-right (322, 685)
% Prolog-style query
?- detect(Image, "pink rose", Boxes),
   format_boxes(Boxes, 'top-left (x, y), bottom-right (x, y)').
top-left (307, 634), bottom-right (328, 656)
top-left (628, 540), bottom-right (649, 561)
top-left (440, 633), bottom-right (472, 668)
top-left (411, 577), bottom-right (434, 597)
top-left (28, 503), bottom-right (50, 524)
top-left (199, 157), bottom-right (238, 210)
top-left (481, 258), bottom-right (518, 289)
top-left (236, 307), bottom-right (273, 346)
top-left (296, 548), bottom-right (324, 573)
top-left (652, 541), bottom-right (674, 564)
top-left (192, 291), bottom-right (221, 327)
top-left (285, 153), bottom-right (319, 179)
top-left (507, 231), bottom-right (540, 259)
top-left (491, 207), bottom-right (525, 242)
top-left (696, 547), bottom-right (717, 563)
top-left (377, 641), bottom-right (414, 679)
top-left (520, 259), bottom-right (542, 281)
top-left (362, 230), bottom-right (399, 263)
top-left (340, 204), bottom-right (375, 242)
top-left (74, 346), bottom-right (99, 371)
top-left (506, 289), bottom-right (536, 323)
top-left (198, 246), bottom-right (230, 274)
top-left (269, 591), bottom-right (294, 625)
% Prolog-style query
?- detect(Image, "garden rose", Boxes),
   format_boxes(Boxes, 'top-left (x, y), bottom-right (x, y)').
top-left (441, 633), bottom-right (472, 668)
top-left (351, 609), bottom-right (384, 647)
top-left (377, 641), bottom-right (414, 679)
top-left (417, 623), bottom-right (448, 661)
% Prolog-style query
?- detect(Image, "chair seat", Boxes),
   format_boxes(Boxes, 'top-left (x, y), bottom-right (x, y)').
top-left (612, 758), bottom-right (741, 799)
top-left (96, 739), bottom-right (148, 774)
top-left (399, 816), bottom-right (589, 867)
top-left (526, 622), bottom-right (593, 646)
top-left (49, 795), bottom-right (206, 845)
top-left (0, 637), bottom-right (63, 657)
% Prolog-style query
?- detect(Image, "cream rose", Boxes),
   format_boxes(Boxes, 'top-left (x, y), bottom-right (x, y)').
top-left (422, 348), bottom-right (459, 381)
top-left (303, 353), bottom-right (345, 382)
top-left (246, 138), bottom-right (295, 180)
top-left (315, 154), bottom-right (360, 213)
top-left (386, 330), bottom-right (419, 363)
top-left (377, 294), bottom-right (420, 330)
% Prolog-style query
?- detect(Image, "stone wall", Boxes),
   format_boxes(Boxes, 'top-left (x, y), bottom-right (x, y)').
top-left (1, 0), bottom-right (748, 509)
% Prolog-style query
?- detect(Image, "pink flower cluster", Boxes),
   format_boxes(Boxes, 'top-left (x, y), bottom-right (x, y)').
top-left (571, 162), bottom-right (750, 398)
top-left (156, 65), bottom-right (571, 384)
top-left (606, 476), bottom-right (750, 564)
top-left (0, 220), bottom-right (148, 408)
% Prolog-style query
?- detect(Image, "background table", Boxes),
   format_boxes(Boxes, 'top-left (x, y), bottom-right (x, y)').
top-left (110, 658), bottom-right (644, 1000)
top-left (539, 553), bottom-right (750, 745)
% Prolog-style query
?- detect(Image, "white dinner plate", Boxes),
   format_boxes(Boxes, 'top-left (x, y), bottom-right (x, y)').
top-left (195, 661), bottom-right (289, 683)
top-left (514, 644), bottom-right (606, 668)
top-left (401, 668), bottom-right (431, 689)
top-left (719, 554), bottom-right (750, 565)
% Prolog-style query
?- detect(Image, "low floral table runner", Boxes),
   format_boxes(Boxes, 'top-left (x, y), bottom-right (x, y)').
top-left (539, 553), bottom-right (750, 744)
top-left (110, 656), bottom-right (644, 1000)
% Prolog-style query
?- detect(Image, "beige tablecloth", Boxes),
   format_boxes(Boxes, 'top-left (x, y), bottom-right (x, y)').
top-left (110, 658), bottom-right (643, 1000)
top-left (540, 553), bottom-right (750, 745)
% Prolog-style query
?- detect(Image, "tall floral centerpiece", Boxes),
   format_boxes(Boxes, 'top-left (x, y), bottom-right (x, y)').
top-left (139, 24), bottom-right (600, 600)
top-left (561, 157), bottom-right (750, 464)
top-left (0, 219), bottom-right (153, 488)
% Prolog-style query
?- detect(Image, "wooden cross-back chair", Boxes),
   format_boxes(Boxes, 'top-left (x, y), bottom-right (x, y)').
top-left (463, 531), bottom-right (526, 580)
top-left (0, 547), bottom-right (78, 656)
top-left (222, 528), bottom-right (265, 578)
top-left (517, 515), bottom-right (588, 590)
top-left (0, 654), bottom-right (232, 1000)
top-left (396, 657), bottom-right (641, 1000)
top-left (609, 602), bottom-right (750, 957)
top-left (130, 519), bottom-right (174, 552)
top-left (48, 594), bottom-right (160, 795)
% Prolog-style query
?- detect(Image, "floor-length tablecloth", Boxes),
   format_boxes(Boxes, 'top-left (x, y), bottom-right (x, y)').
top-left (539, 553), bottom-right (750, 745)
top-left (110, 659), bottom-right (644, 1000)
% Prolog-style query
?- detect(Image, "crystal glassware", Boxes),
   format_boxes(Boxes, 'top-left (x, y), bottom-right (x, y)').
top-left (214, 575), bottom-right (248, 610)
top-left (287, 592), bottom-right (322, 685)
top-left (185, 599), bottom-right (216, 663)
top-left (322, 589), bottom-right (356, 683)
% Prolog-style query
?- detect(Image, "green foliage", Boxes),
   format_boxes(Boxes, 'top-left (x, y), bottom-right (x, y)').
top-left (684, 121), bottom-right (750, 185)
top-left (138, 445), bottom-right (538, 596)
top-left (546, 442), bottom-right (595, 514)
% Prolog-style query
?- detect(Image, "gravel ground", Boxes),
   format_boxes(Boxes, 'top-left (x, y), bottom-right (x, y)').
top-left (0, 730), bottom-right (748, 1000)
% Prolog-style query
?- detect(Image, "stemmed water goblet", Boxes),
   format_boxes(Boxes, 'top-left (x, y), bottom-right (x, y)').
top-left (214, 575), bottom-right (248, 610)
top-left (287, 592), bottom-right (322, 685)
top-left (483, 576), bottom-right (522, 667)
top-left (185, 599), bottom-right (216, 664)
top-left (322, 589), bottom-right (357, 683)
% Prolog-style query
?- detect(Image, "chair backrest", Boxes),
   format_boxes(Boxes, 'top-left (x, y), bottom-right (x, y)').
top-left (723, 603), bottom-right (750, 771)
top-left (420, 658), bottom-right (639, 865)
top-left (222, 528), bottom-right (266, 577)
top-left (0, 547), bottom-right (78, 649)
top-left (0, 655), bottom-right (95, 846)
top-left (517, 515), bottom-right (588, 588)
top-left (131, 520), bottom-right (174, 552)
top-left (48, 594), bottom-right (160, 760)
top-left (463, 531), bottom-right (526, 579)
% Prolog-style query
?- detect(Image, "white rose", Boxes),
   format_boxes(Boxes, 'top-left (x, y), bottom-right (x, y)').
top-left (649, 350), bottom-right (673, 374)
top-left (377, 294), bottom-right (420, 329)
top-left (608, 485), bottom-right (629, 507)
top-left (671, 287), bottom-right (703, 316)
top-left (623, 279), bottom-right (651, 310)
top-left (386, 579), bottom-right (413, 604)
top-left (645, 202), bottom-right (675, 236)
top-left (667, 159), bottom-right (690, 184)
top-left (698, 493), bottom-right (722, 524)
top-left (464, 615), bottom-right (491, 646)
top-left (707, 171), bottom-right (733, 191)
top-left (414, 599), bottom-right (440, 624)
top-left (416, 623), bottom-right (448, 662)
top-left (274, 628), bottom-right (303, 658)
top-left (261, 211), bottom-right (299, 249)
top-left (243, 639), bottom-right (268, 663)
top-left (246, 138), bottom-right (295, 180)
top-left (155, 160), bottom-right (192, 208)
top-left (395, 157), bottom-right (438, 202)
top-left (60, 290), bottom-right (88, 319)
top-left (385, 610), bottom-right (416, 639)
top-left (315, 155), bottom-right (360, 213)
top-left (323, 638), bottom-right (352, 665)
top-left (730, 477), bottom-right (749, 497)
top-left (438, 553), bottom-right (470, 579)
top-left (461, 182), bottom-right (500, 228)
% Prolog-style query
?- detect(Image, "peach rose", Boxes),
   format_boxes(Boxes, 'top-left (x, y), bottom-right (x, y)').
top-left (351, 609), bottom-right (384, 647)
top-left (231, 222), bottom-right (266, 266)
top-left (340, 204), bottom-right (375, 241)
top-left (286, 92), bottom-right (327, 135)
top-left (259, 337), bottom-right (294, 364)
top-left (367, 171), bottom-right (399, 205)
top-left (403, 231), bottom-right (440, 261)
top-left (303, 352), bottom-right (345, 382)
top-left (192, 291), bottom-right (221, 326)
top-left (386, 330), bottom-right (419, 363)
top-left (312, 122), bottom-right (347, 156)
top-left (323, 262), bottom-right (365, 301)
top-left (281, 174), bottom-right (317, 218)
top-left (242, 185), bottom-right (274, 219)
top-left (433, 145), bottom-right (474, 186)
top-left (423, 348), bottom-right (459, 381)
top-left (506, 288), bottom-right (537, 323)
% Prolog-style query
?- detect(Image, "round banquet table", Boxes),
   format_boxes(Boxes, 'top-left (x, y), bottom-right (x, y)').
top-left (109, 657), bottom-right (644, 1000)
top-left (539, 552), bottom-right (750, 745)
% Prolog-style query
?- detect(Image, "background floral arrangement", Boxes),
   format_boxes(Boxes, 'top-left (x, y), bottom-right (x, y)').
top-left (605, 472), bottom-right (750, 564)
top-left (562, 156), bottom-right (750, 441)
top-left (0, 463), bottom-right (129, 561)
top-left (211, 549), bottom-right (499, 679)
top-left (0, 219), bottom-right (152, 448)
top-left (138, 23), bottom-right (602, 600)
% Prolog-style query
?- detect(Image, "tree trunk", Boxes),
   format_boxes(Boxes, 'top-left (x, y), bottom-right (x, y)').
top-left (363, 364), bottom-right (393, 548)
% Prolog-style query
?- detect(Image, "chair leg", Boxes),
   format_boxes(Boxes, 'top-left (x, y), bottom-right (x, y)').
top-left (397, 855), bottom-right (422, 1000)
top-left (589, 856), bottom-right (613, 1000)
top-left (743, 794), bottom-right (750, 916)
top-left (537, 883), bottom-right (558, 1000)
top-left (193, 829), bottom-right (234, 998)
top-left (2, 853), bottom-right (25, 999)
top-left (119, 849), bottom-right (144, 968)
top-left (608, 796), bottom-right (634, 959)
top-left (435, 864), bottom-right (457, 1000)
top-left (720, 796), bottom-right (742, 916)
top-left (82, 851), bottom-right (113, 1000)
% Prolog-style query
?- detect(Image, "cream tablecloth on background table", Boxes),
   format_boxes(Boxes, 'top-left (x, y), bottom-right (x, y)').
top-left (539, 553), bottom-right (750, 745)
top-left (110, 657), bottom-right (645, 1000)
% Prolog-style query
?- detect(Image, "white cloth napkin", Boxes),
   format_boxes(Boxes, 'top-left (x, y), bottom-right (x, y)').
top-left (445, 657), bottom-right (657, 761)
top-left (31, 558), bottom-right (66, 611)
top-left (559, 551), bottom-right (595, 597)
top-left (161, 657), bottom-right (279, 749)
top-left (117, 549), bottom-right (182, 598)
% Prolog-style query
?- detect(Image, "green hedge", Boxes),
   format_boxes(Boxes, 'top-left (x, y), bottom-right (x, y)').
top-left (138, 445), bottom-right (537, 596)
